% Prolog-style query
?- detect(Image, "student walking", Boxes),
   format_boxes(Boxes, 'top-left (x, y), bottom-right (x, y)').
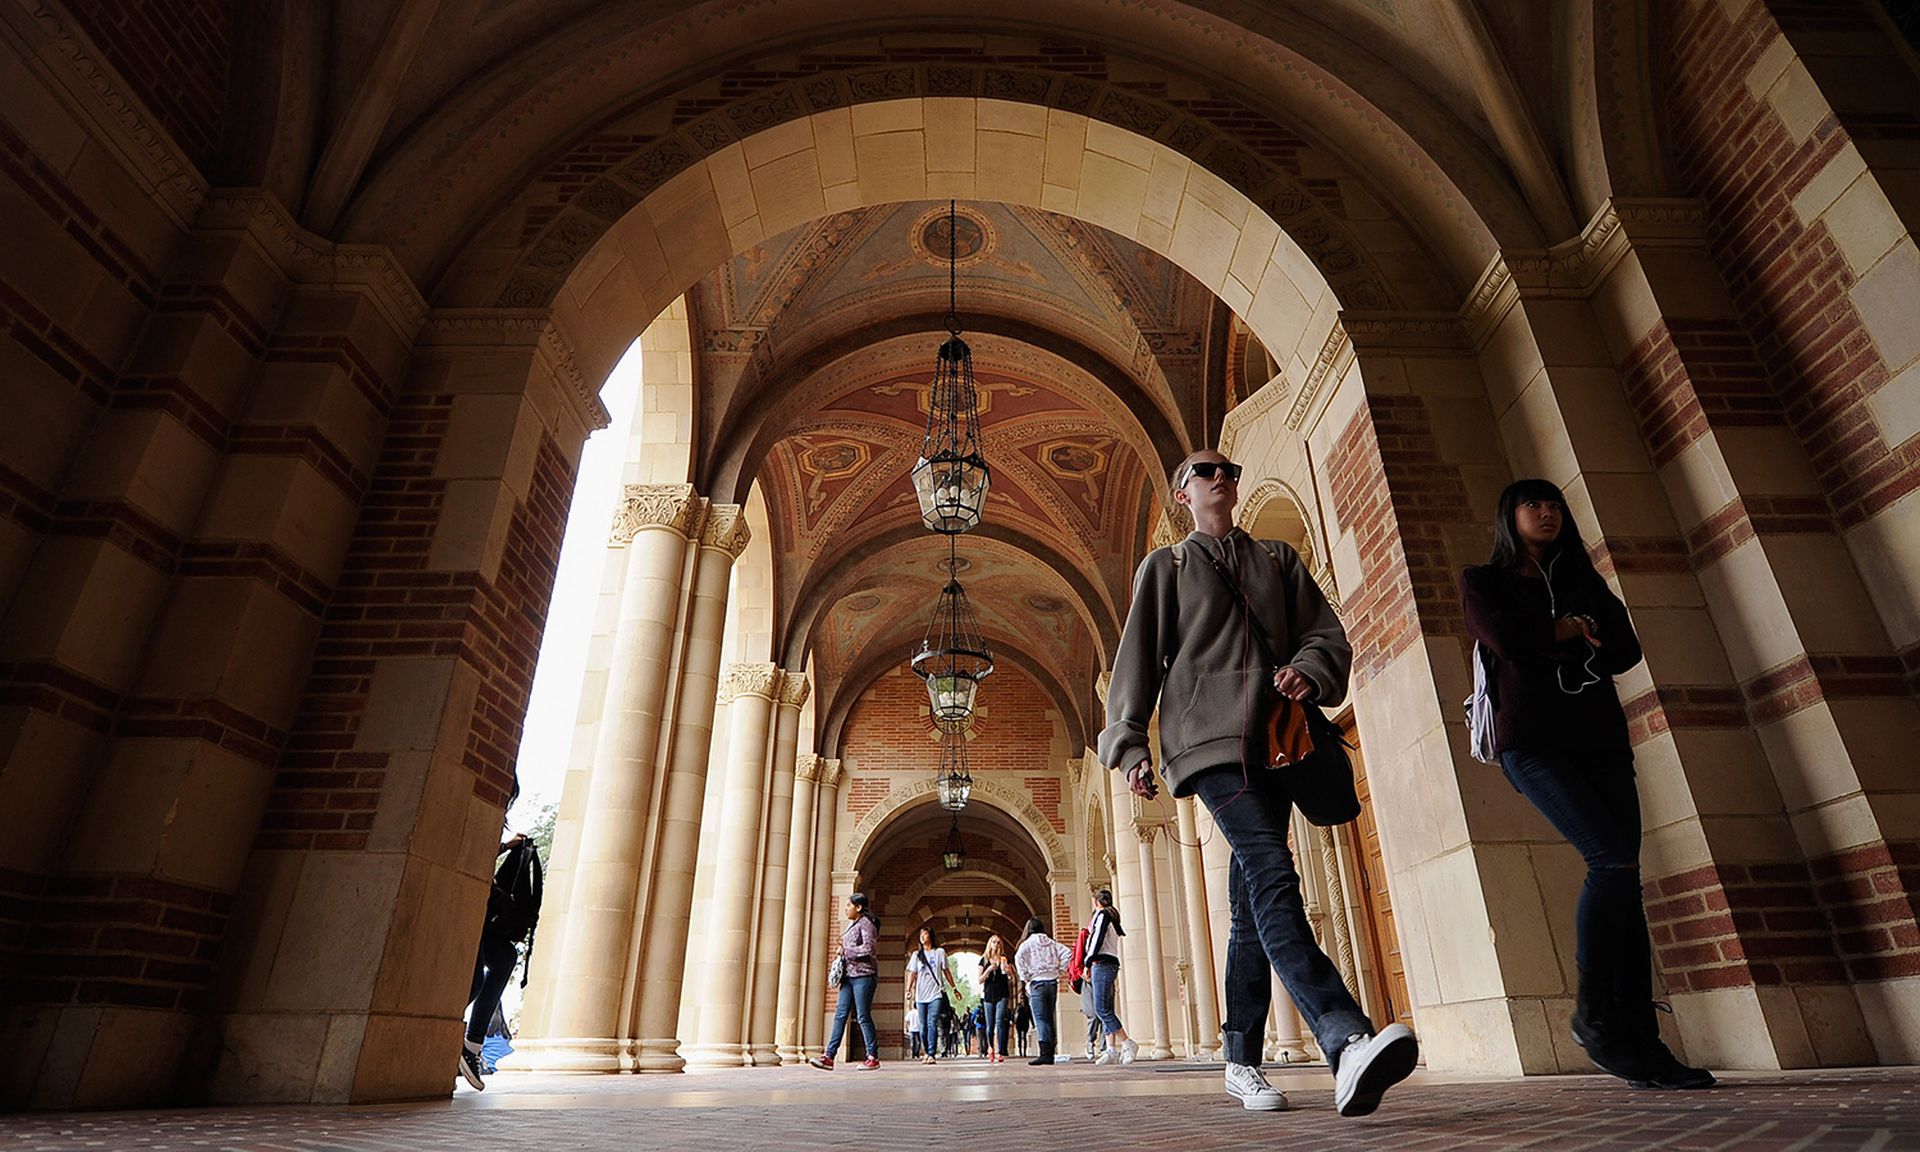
top-left (907, 925), bottom-right (956, 1064)
top-left (1014, 916), bottom-right (1073, 1065)
top-left (458, 830), bottom-right (541, 1092)
top-left (1014, 998), bottom-right (1031, 1057)
top-left (1100, 449), bottom-right (1419, 1117)
top-left (979, 935), bottom-right (1014, 1063)
top-left (1081, 890), bottom-right (1137, 1065)
top-left (1461, 478), bottom-right (1713, 1091)
top-left (809, 893), bottom-right (881, 1071)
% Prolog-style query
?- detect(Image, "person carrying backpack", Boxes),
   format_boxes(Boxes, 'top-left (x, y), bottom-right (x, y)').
top-left (458, 830), bottom-right (542, 1091)
top-left (1100, 449), bottom-right (1418, 1117)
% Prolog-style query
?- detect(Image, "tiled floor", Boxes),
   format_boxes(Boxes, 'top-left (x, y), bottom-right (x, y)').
top-left (7, 1059), bottom-right (1920, 1151)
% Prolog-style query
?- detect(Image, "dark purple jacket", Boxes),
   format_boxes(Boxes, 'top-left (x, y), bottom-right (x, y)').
top-left (1459, 562), bottom-right (1643, 757)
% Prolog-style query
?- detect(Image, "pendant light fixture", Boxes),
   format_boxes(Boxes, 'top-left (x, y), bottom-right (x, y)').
top-left (912, 536), bottom-right (993, 730)
top-left (911, 200), bottom-right (991, 534)
top-left (942, 815), bottom-right (966, 871)
top-left (933, 721), bottom-right (973, 812)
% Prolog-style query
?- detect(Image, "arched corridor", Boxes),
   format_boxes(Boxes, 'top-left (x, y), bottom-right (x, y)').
top-left (2, 0), bottom-right (1920, 1123)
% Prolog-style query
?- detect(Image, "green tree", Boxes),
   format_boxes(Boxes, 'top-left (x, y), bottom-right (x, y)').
top-left (528, 800), bottom-right (558, 866)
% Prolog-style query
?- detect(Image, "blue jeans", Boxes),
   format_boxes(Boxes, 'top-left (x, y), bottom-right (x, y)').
top-left (1087, 960), bottom-right (1123, 1035)
top-left (983, 999), bottom-right (1010, 1053)
top-left (1500, 747), bottom-right (1649, 1007)
top-left (917, 998), bottom-right (943, 1054)
top-left (1191, 764), bottom-right (1372, 1067)
top-left (825, 974), bottom-right (877, 1059)
top-left (1028, 979), bottom-right (1058, 1046)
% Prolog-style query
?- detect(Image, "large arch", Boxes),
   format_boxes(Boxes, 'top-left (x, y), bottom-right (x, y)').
top-left (842, 775), bottom-right (1070, 878)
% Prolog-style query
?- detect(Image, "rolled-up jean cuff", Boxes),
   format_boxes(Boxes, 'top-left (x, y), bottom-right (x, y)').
top-left (1222, 1029), bottom-right (1263, 1066)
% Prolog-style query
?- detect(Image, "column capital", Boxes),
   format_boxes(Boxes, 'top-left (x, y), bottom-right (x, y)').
top-left (821, 758), bottom-right (845, 789)
top-left (777, 672), bottom-right (812, 709)
top-left (610, 483), bottom-right (700, 542)
top-left (795, 753), bottom-right (825, 783)
top-left (1135, 824), bottom-right (1159, 845)
top-left (1094, 671), bottom-right (1112, 706)
top-left (700, 503), bottom-right (752, 558)
top-left (717, 661), bottom-right (780, 703)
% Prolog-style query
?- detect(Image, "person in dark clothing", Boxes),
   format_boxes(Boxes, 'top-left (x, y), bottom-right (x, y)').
top-left (1460, 477), bottom-right (1713, 1092)
top-left (979, 934), bottom-right (1013, 1062)
top-left (459, 831), bottom-right (532, 1091)
top-left (1014, 997), bottom-right (1032, 1056)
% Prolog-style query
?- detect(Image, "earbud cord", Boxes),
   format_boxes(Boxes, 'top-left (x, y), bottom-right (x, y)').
top-left (1545, 550), bottom-right (1602, 694)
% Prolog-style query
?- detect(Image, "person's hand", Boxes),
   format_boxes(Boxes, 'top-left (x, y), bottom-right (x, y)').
top-left (1272, 666), bottom-right (1314, 701)
top-left (1555, 615), bottom-right (1601, 646)
top-left (1126, 760), bottom-right (1159, 800)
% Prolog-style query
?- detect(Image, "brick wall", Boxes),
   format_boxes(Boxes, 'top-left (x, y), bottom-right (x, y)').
top-left (66, 0), bottom-right (232, 173)
top-left (840, 666), bottom-right (1061, 777)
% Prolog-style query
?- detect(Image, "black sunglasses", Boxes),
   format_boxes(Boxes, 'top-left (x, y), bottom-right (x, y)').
top-left (1181, 460), bottom-right (1242, 484)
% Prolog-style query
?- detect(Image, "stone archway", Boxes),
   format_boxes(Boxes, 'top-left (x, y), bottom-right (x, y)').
top-left (841, 774), bottom-right (1069, 878)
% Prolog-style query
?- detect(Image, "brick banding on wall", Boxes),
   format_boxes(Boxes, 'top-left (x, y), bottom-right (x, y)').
top-left (6, 874), bottom-right (234, 1011)
top-left (63, 0), bottom-right (233, 172)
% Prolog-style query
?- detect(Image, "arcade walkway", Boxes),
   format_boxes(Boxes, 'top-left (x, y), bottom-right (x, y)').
top-left (8, 1062), bottom-right (1920, 1151)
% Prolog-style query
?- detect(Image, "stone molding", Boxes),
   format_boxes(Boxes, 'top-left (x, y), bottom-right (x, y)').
top-left (700, 504), bottom-right (752, 558)
top-left (1094, 670), bottom-right (1112, 706)
top-left (7, 0), bottom-right (207, 225)
top-left (1338, 311), bottom-right (1472, 355)
top-left (795, 753), bottom-right (824, 784)
top-left (776, 672), bottom-right (812, 709)
top-left (821, 758), bottom-right (845, 789)
top-left (417, 308), bottom-right (609, 431)
top-left (839, 774), bottom-right (1068, 874)
top-left (1135, 824), bottom-right (1158, 844)
top-left (717, 662), bottom-right (781, 703)
top-left (198, 191), bottom-right (430, 340)
top-left (1288, 325), bottom-right (1350, 431)
top-left (1151, 505), bottom-right (1193, 549)
top-left (609, 484), bottom-right (698, 543)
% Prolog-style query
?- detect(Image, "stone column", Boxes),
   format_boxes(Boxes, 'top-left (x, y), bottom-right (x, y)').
top-left (773, 754), bottom-right (822, 1063)
top-left (516, 486), bottom-right (698, 1072)
top-left (683, 662), bottom-right (780, 1068)
top-left (802, 759), bottom-right (843, 1057)
top-left (1133, 826), bottom-right (1174, 1060)
top-left (1196, 800), bottom-right (1233, 1002)
top-left (1175, 798), bottom-right (1222, 1059)
top-left (746, 673), bottom-right (808, 1065)
top-left (629, 504), bottom-right (749, 1072)
top-left (1268, 978), bottom-right (1308, 1063)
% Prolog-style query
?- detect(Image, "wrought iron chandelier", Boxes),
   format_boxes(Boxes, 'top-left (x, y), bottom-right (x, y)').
top-left (912, 536), bottom-right (994, 730)
top-left (911, 201), bottom-right (991, 534)
top-left (942, 814), bottom-right (966, 871)
top-left (933, 722), bottom-right (973, 812)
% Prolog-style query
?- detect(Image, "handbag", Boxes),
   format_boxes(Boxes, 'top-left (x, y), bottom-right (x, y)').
top-left (827, 954), bottom-right (846, 989)
top-left (1185, 540), bottom-right (1361, 827)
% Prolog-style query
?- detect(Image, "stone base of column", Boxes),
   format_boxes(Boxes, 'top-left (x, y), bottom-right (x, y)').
top-left (680, 1042), bottom-right (750, 1069)
top-left (776, 1044), bottom-right (807, 1065)
top-left (503, 1038), bottom-right (626, 1073)
top-left (1146, 1043), bottom-right (1174, 1060)
top-left (630, 1038), bottom-right (687, 1073)
top-left (1267, 1042), bottom-right (1311, 1063)
top-left (747, 1044), bottom-right (781, 1066)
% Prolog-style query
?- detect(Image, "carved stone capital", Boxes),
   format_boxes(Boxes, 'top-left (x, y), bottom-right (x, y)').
top-left (777, 672), bottom-right (812, 709)
top-left (796, 753), bottom-right (824, 784)
top-left (1135, 824), bottom-right (1159, 845)
top-left (822, 758), bottom-right (845, 789)
top-left (610, 484), bottom-right (698, 542)
top-left (700, 503), bottom-right (752, 558)
top-left (1151, 505), bottom-right (1193, 549)
top-left (717, 662), bottom-right (780, 703)
top-left (1094, 671), bottom-right (1112, 707)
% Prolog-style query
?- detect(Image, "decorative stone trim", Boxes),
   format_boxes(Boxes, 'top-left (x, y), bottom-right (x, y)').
top-left (795, 753), bottom-right (824, 784)
top-left (838, 774), bottom-right (1068, 873)
top-left (198, 191), bottom-right (429, 340)
top-left (700, 503), bottom-right (752, 558)
top-left (1094, 671), bottom-right (1112, 706)
top-left (822, 758), bottom-right (845, 788)
top-left (609, 483), bottom-right (698, 542)
top-left (417, 308), bottom-right (609, 431)
top-left (1134, 824), bottom-right (1158, 844)
top-left (717, 662), bottom-right (781, 703)
top-left (777, 672), bottom-right (812, 709)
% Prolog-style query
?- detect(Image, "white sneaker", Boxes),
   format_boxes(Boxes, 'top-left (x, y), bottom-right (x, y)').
top-left (1332, 1024), bottom-right (1418, 1118)
top-left (1119, 1038), bottom-right (1139, 1065)
top-left (1224, 1062), bottom-right (1289, 1111)
top-left (1056, 1052), bottom-right (1071, 1064)
top-left (1094, 1047), bottom-right (1116, 1065)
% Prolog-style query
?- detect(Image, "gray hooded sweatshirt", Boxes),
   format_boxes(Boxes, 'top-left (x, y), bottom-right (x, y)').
top-left (1097, 528), bottom-right (1352, 797)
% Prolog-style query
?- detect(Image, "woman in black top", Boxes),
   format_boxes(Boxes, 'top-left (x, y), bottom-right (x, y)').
top-left (1460, 478), bottom-right (1712, 1091)
top-left (979, 935), bottom-right (1013, 1063)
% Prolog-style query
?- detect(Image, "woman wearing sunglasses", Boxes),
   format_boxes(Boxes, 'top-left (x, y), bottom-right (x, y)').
top-left (1099, 450), bottom-right (1417, 1119)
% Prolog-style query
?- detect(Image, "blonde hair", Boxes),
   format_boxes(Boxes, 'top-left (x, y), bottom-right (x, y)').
top-left (982, 934), bottom-right (1005, 960)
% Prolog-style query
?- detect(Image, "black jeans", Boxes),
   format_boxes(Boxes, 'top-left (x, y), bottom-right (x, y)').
top-left (1191, 764), bottom-right (1372, 1067)
top-left (466, 930), bottom-right (519, 1045)
top-left (1500, 747), bottom-right (1650, 1014)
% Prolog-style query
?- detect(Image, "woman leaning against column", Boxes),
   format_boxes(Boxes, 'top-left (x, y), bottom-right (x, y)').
top-left (1460, 478), bottom-right (1712, 1091)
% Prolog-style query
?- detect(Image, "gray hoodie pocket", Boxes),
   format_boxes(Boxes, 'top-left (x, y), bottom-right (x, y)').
top-left (1172, 670), bottom-right (1252, 746)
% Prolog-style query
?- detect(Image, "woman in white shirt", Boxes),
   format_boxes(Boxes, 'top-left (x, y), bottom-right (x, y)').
top-left (1013, 916), bottom-right (1075, 1065)
top-left (905, 924), bottom-right (955, 1065)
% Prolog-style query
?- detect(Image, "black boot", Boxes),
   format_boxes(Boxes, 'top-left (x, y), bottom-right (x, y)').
top-left (1029, 1041), bottom-right (1055, 1066)
top-left (1583, 961), bottom-right (1714, 1090)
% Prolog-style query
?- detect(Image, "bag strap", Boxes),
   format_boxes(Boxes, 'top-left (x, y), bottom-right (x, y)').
top-left (1187, 538), bottom-right (1280, 669)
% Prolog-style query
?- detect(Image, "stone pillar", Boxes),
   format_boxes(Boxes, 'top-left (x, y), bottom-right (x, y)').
top-left (1196, 799), bottom-right (1233, 1004)
top-left (628, 504), bottom-right (749, 1072)
top-left (746, 673), bottom-right (808, 1065)
top-left (515, 486), bottom-right (698, 1072)
top-left (1175, 798), bottom-right (1222, 1059)
top-left (802, 759), bottom-right (843, 1057)
top-left (683, 662), bottom-right (779, 1068)
top-left (1268, 978), bottom-right (1308, 1063)
top-left (1133, 826), bottom-right (1174, 1059)
top-left (773, 754), bottom-right (822, 1063)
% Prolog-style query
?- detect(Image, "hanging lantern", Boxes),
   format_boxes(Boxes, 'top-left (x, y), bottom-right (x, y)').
top-left (934, 724), bottom-right (972, 812)
top-left (942, 815), bottom-right (966, 871)
top-left (911, 547), bottom-right (993, 728)
top-left (911, 201), bottom-right (990, 534)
